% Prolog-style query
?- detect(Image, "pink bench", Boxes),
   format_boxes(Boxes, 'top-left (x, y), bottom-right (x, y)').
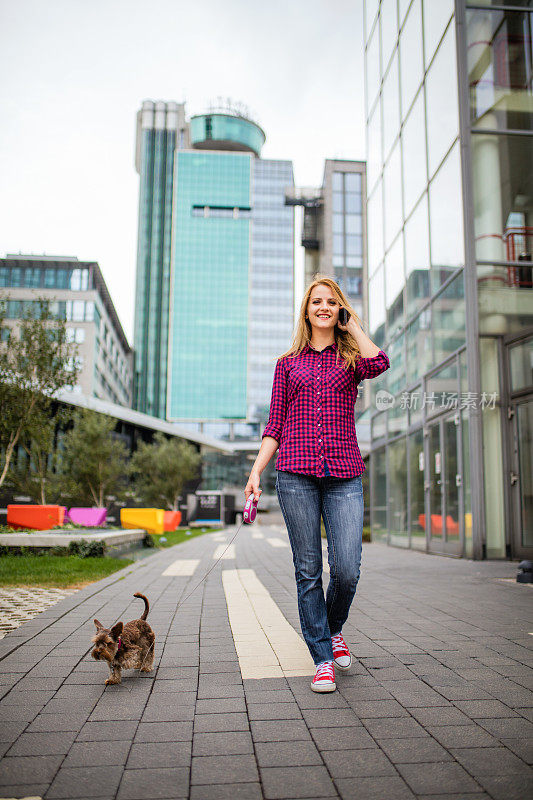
top-left (65, 508), bottom-right (107, 527)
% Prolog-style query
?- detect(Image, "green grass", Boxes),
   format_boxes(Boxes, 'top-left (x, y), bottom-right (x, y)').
top-left (151, 526), bottom-right (217, 548)
top-left (0, 555), bottom-right (133, 588)
top-left (0, 523), bottom-right (108, 534)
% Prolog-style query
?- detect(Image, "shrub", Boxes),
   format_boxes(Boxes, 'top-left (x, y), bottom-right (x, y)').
top-left (67, 539), bottom-right (106, 558)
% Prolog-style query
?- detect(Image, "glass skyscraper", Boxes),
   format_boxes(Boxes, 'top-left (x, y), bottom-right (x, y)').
top-left (133, 101), bottom-right (294, 439)
top-left (363, 0), bottom-right (532, 560)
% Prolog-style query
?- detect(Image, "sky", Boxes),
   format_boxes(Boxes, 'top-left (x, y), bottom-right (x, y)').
top-left (0, 0), bottom-right (366, 343)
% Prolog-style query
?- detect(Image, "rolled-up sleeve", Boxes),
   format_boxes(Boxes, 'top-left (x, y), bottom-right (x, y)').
top-left (355, 349), bottom-right (390, 382)
top-left (262, 358), bottom-right (288, 443)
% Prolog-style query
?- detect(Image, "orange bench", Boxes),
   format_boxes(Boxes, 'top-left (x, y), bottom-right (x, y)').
top-left (7, 504), bottom-right (65, 530)
top-left (164, 510), bottom-right (182, 532)
top-left (418, 514), bottom-right (459, 535)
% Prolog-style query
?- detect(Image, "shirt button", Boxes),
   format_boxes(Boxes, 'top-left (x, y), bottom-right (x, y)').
top-left (318, 439), bottom-right (322, 443)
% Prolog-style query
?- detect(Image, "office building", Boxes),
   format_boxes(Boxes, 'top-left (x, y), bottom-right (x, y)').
top-left (0, 255), bottom-right (133, 406)
top-left (363, 0), bottom-right (532, 560)
top-left (133, 101), bottom-right (294, 437)
top-left (287, 160), bottom-right (366, 322)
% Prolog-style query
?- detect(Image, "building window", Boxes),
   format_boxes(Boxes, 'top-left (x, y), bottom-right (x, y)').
top-left (24, 268), bottom-right (41, 288)
top-left (7, 300), bottom-right (21, 318)
top-left (401, 89), bottom-right (427, 220)
top-left (70, 269), bottom-right (82, 290)
top-left (425, 23), bottom-right (459, 178)
top-left (332, 193), bottom-right (344, 213)
top-left (333, 234), bottom-right (345, 255)
top-left (400, 0), bottom-right (424, 120)
top-left (345, 173), bottom-right (362, 193)
top-left (346, 235), bottom-right (363, 257)
top-left (66, 327), bottom-right (86, 344)
top-left (73, 301), bottom-right (85, 321)
top-left (56, 269), bottom-right (69, 289)
top-left (429, 141), bottom-right (464, 280)
top-left (332, 214), bottom-right (344, 234)
top-left (467, 7), bottom-right (533, 133)
top-left (345, 214), bottom-right (362, 236)
top-left (472, 132), bottom-right (533, 263)
top-left (345, 194), bottom-right (362, 214)
top-left (332, 172), bottom-right (344, 192)
top-left (44, 269), bottom-right (56, 288)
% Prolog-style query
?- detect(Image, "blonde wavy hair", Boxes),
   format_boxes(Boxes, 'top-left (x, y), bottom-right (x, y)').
top-left (279, 274), bottom-right (364, 371)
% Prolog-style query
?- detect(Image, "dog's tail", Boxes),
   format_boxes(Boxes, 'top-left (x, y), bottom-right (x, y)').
top-left (133, 592), bottom-right (149, 620)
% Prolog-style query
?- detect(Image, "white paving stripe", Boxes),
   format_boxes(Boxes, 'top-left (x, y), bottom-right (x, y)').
top-left (162, 559), bottom-right (200, 577)
top-left (251, 532), bottom-right (264, 539)
top-left (267, 537), bottom-right (289, 548)
top-left (213, 543), bottom-right (235, 560)
top-left (222, 568), bottom-right (314, 679)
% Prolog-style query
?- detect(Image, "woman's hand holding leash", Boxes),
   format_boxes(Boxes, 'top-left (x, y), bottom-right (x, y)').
top-left (245, 469), bottom-right (262, 503)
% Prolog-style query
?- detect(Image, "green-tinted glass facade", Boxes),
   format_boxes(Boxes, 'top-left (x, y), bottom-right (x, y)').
top-left (364, 0), bottom-right (533, 561)
top-left (168, 151), bottom-right (252, 420)
top-left (134, 126), bottom-right (176, 417)
top-left (190, 114), bottom-right (265, 156)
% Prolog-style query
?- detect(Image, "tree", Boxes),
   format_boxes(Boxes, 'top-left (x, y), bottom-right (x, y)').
top-left (0, 299), bottom-right (79, 489)
top-left (131, 432), bottom-right (201, 511)
top-left (9, 406), bottom-right (71, 505)
top-left (60, 409), bottom-right (130, 508)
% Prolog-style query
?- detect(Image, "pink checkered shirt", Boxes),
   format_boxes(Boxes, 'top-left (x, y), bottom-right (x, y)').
top-left (262, 341), bottom-right (390, 478)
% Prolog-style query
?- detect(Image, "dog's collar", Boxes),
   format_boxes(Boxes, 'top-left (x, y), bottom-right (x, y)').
top-left (117, 636), bottom-right (122, 651)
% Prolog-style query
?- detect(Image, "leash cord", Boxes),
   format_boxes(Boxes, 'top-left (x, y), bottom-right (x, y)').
top-left (137, 519), bottom-right (246, 672)
top-left (172, 520), bottom-right (246, 611)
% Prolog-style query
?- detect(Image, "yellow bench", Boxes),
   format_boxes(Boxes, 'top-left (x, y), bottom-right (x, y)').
top-left (120, 508), bottom-right (165, 535)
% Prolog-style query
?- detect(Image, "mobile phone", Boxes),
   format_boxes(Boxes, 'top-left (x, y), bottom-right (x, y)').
top-left (339, 307), bottom-right (350, 326)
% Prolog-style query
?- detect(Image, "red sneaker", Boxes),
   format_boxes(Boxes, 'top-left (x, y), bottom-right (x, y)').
top-left (331, 633), bottom-right (352, 671)
top-left (311, 660), bottom-right (336, 693)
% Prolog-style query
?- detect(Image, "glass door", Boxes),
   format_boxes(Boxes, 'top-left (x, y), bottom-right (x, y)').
top-left (509, 397), bottom-right (533, 559)
top-left (443, 415), bottom-right (461, 548)
top-left (427, 422), bottom-right (443, 546)
top-left (426, 412), bottom-right (464, 556)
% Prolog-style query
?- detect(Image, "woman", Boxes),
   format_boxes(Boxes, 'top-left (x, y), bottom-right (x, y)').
top-left (245, 275), bottom-right (390, 693)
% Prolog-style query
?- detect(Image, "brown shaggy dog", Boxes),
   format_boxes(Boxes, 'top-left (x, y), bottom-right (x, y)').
top-left (91, 592), bottom-right (155, 685)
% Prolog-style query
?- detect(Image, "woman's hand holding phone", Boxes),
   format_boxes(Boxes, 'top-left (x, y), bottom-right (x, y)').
top-left (338, 307), bottom-right (350, 328)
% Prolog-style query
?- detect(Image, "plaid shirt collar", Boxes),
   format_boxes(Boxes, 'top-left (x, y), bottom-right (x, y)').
top-left (303, 341), bottom-right (338, 355)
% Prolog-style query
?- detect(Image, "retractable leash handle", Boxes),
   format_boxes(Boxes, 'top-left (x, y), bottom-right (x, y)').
top-left (243, 495), bottom-right (259, 524)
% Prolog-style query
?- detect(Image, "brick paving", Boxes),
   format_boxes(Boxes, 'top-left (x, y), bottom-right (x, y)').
top-left (0, 588), bottom-right (78, 639)
top-left (0, 522), bottom-right (531, 799)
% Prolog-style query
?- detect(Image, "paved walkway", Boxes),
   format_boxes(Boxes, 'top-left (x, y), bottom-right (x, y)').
top-left (0, 521), bottom-right (532, 800)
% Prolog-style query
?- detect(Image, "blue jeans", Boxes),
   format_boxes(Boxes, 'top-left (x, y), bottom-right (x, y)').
top-left (275, 469), bottom-right (364, 665)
